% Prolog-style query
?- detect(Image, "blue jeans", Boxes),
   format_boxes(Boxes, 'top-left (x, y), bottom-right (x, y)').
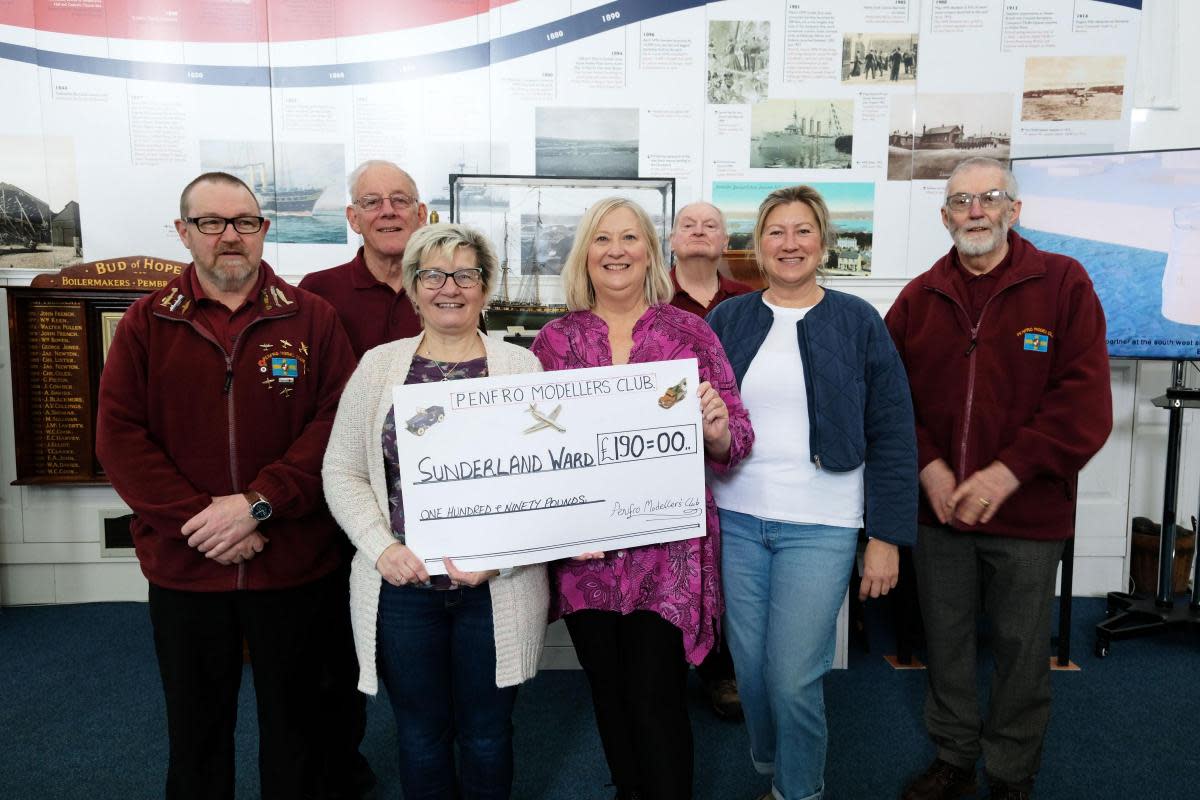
top-left (719, 508), bottom-right (859, 800)
top-left (376, 582), bottom-right (518, 800)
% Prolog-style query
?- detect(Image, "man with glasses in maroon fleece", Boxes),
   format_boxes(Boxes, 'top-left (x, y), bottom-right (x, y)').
top-left (300, 160), bottom-right (428, 358)
top-left (297, 159), bottom-right (429, 798)
top-left (97, 171), bottom-right (356, 800)
top-left (886, 157), bottom-right (1111, 800)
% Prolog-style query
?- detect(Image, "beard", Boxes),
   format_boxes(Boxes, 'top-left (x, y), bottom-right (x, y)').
top-left (197, 248), bottom-right (257, 293)
top-left (951, 216), bottom-right (1010, 257)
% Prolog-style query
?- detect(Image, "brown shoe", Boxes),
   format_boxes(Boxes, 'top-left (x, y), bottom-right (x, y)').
top-left (706, 678), bottom-right (744, 720)
top-left (902, 759), bottom-right (977, 800)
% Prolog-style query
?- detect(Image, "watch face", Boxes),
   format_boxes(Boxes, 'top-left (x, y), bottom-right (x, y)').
top-left (250, 500), bottom-right (272, 521)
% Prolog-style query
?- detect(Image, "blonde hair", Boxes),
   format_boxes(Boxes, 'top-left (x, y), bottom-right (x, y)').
top-left (752, 185), bottom-right (834, 278)
top-left (561, 197), bottom-right (673, 311)
top-left (401, 223), bottom-right (499, 297)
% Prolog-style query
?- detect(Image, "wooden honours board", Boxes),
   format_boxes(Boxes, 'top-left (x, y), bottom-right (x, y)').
top-left (7, 256), bottom-right (187, 484)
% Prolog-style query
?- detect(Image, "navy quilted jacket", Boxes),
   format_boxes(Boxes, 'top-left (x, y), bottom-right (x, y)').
top-left (706, 289), bottom-right (917, 546)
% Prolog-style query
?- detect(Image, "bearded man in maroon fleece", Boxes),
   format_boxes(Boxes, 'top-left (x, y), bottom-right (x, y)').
top-left (886, 157), bottom-right (1112, 800)
top-left (96, 172), bottom-right (355, 800)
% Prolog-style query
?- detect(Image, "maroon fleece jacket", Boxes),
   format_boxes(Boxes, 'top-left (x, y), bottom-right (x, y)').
top-left (96, 262), bottom-right (356, 591)
top-left (885, 230), bottom-right (1112, 541)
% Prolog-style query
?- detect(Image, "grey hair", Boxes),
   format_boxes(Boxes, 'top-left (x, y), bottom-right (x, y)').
top-left (672, 201), bottom-right (728, 235)
top-left (401, 223), bottom-right (498, 298)
top-left (346, 160), bottom-right (420, 203)
top-left (945, 157), bottom-right (1019, 200)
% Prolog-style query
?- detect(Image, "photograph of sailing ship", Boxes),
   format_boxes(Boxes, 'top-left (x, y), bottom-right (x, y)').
top-left (1021, 56), bottom-right (1126, 122)
top-left (750, 100), bottom-right (854, 169)
top-left (707, 20), bottom-right (769, 105)
top-left (1, 136), bottom-right (81, 271)
top-left (199, 140), bottom-right (346, 244)
top-left (887, 93), bottom-right (1012, 180)
top-left (535, 108), bottom-right (639, 178)
top-left (713, 180), bottom-right (874, 275)
top-left (842, 33), bottom-right (917, 84)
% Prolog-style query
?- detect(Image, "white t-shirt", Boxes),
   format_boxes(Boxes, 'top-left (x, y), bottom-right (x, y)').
top-left (711, 296), bottom-right (865, 527)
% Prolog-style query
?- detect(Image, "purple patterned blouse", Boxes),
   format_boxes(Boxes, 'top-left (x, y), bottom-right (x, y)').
top-left (530, 303), bottom-right (753, 664)
top-left (382, 354), bottom-right (488, 591)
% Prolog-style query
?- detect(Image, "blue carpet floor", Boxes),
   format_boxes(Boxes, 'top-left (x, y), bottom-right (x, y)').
top-left (1, 597), bottom-right (1197, 799)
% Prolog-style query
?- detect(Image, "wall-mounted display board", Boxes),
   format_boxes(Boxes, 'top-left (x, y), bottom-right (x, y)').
top-left (7, 256), bottom-right (186, 484)
top-left (0, 1), bottom-right (1145, 282)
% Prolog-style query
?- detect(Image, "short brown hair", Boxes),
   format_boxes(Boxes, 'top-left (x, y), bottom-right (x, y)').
top-left (179, 172), bottom-right (259, 219)
top-left (752, 185), bottom-right (833, 276)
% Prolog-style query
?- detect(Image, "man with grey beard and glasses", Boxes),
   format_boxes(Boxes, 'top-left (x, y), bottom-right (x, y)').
top-left (885, 157), bottom-right (1112, 800)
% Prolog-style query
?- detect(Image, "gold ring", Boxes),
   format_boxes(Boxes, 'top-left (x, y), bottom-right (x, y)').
top-left (978, 497), bottom-right (991, 508)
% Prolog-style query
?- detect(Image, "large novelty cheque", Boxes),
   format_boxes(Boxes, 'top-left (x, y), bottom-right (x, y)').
top-left (392, 359), bottom-right (704, 574)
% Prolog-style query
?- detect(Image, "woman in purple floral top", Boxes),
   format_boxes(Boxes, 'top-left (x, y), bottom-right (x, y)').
top-left (531, 198), bottom-right (753, 800)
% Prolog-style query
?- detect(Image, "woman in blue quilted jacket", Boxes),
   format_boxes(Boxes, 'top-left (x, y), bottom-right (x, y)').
top-left (705, 185), bottom-right (917, 800)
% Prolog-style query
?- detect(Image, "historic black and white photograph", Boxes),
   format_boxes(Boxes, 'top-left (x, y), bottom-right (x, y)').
top-left (841, 33), bottom-right (918, 84)
top-left (199, 140), bottom-right (346, 244)
top-left (0, 136), bottom-right (81, 271)
top-left (707, 20), bottom-right (769, 105)
top-left (1021, 55), bottom-right (1126, 122)
top-left (750, 99), bottom-right (854, 169)
top-left (887, 93), bottom-right (1012, 180)
top-left (535, 107), bottom-right (639, 178)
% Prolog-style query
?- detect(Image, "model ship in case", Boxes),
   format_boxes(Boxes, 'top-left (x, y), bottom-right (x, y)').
top-left (449, 174), bottom-right (675, 334)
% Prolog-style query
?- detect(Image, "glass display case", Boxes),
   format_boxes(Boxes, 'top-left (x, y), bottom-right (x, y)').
top-left (449, 174), bottom-right (675, 332)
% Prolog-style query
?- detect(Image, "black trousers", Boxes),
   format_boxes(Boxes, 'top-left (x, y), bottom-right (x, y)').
top-left (314, 560), bottom-right (372, 798)
top-left (565, 610), bottom-right (693, 800)
top-left (694, 630), bottom-right (736, 684)
top-left (147, 569), bottom-right (343, 800)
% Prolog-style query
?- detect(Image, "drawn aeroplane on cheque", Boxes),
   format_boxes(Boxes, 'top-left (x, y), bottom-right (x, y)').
top-left (523, 403), bottom-right (565, 434)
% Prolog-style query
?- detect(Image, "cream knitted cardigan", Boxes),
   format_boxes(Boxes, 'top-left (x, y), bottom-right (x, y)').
top-left (322, 332), bottom-right (550, 694)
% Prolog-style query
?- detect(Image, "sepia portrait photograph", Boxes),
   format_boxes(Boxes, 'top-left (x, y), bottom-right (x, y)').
top-left (1021, 55), bottom-right (1126, 122)
top-left (841, 33), bottom-right (918, 84)
top-left (888, 93), bottom-right (1012, 180)
top-left (750, 99), bottom-right (854, 169)
top-left (707, 20), bottom-right (770, 105)
top-left (535, 107), bottom-right (640, 178)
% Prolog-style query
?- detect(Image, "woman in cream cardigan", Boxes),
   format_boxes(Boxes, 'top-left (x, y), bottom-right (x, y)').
top-left (322, 223), bottom-right (548, 800)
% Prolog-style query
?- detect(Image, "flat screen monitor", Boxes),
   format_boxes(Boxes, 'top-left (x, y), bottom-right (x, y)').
top-left (1011, 148), bottom-right (1200, 360)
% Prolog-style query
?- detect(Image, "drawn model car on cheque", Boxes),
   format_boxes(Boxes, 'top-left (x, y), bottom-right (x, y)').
top-left (406, 405), bottom-right (446, 436)
top-left (658, 378), bottom-right (688, 409)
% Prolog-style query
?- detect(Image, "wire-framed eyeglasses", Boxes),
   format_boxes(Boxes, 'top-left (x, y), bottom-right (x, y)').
top-left (944, 189), bottom-right (1013, 213)
top-left (355, 193), bottom-right (416, 213)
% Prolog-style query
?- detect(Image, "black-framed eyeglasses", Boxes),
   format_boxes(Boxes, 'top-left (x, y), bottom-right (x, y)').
top-left (944, 189), bottom-right (1013, 212)
top-left (186, 216), bottom-right (266, 235)
top-left (355, 193), bottom-right (416, 213)
top-left (416, 268), bottom-right (483, 290)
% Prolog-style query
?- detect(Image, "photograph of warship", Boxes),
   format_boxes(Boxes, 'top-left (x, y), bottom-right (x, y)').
top-left (751, 100), bottom-right (854, 169)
